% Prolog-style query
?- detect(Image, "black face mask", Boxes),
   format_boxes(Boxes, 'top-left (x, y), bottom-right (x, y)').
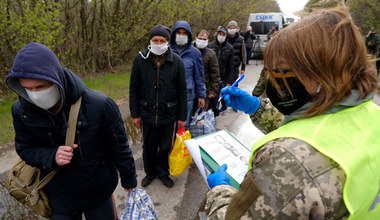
top-left (266, 77), bottom-right (311, 115)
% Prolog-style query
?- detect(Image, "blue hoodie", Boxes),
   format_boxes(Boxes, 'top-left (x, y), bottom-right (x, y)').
top-left (6, 43), bottom-right (137, 213)
top-left (170, 20), bottom-right (206, 100)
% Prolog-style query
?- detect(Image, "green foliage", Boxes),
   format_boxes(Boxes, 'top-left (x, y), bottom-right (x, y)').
top-left (0, 0), bottom-right (377, 92)
top-left (83, 72), bottom-right (131, 100)
top-left (0, 100), bottom-right (15, 145)
top-left (348, 0), bottom-right (380, 33)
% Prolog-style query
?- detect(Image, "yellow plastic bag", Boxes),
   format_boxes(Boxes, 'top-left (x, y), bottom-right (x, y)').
top-left (169, 128), bottom-right (192, 176)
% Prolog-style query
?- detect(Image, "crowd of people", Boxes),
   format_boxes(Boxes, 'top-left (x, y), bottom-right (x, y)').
top-left (5, 5), bottom-right (380, 220)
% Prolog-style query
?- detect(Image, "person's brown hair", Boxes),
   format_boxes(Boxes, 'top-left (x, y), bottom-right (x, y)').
top-left (196, 29), bottom-right (209, 37)
top-left (264, 7), bottom-right (377, 117)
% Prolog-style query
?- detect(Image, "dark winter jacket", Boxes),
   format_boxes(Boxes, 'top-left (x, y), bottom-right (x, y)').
top-left (6, 42), bottom-right (137, 213)
top-left (208, 40), bottom-right (235, 84)
top-left (129, 48), bottom-right (188, 126)
top-left (195, 45), bottom-right (220, 96)
top-left (227, 32), bottom-right (247, 71)
top-left (170, 20), bottom-right (206, 100)
top-left (242, 31), bottom-right (256, 49)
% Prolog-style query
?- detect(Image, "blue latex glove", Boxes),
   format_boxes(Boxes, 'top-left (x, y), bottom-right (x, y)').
top-left (207, 164), bottom-right (231, 189)
top-left (221, 86), bottom-right (261, 114)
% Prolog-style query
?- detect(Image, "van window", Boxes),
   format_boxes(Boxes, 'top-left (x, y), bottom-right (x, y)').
top-left (251, 22), bottom-right (277, 35)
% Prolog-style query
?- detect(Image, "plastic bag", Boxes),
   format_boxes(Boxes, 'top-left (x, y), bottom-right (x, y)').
top-left (189, 108), bottom-right (215, 138)
top-left (169, 128), bottom-right (192, 176)
top-left (119, 189), bottom-right (158, 220)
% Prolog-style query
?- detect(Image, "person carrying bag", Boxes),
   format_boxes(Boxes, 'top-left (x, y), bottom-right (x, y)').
top-left (6, 96), bottom-right (82, 218)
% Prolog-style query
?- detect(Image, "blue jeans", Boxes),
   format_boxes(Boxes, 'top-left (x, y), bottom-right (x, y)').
top-left (246, 47), bottom-right (253, 64)
top-left (185, 99), bottom-right (194, 130)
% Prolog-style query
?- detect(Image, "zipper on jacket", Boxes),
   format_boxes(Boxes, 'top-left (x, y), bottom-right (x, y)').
top-left (155, 57), bottom-right (161, 126)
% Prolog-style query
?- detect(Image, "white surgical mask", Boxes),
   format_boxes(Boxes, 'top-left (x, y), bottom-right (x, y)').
top-left (175, 34), bottom-right (188, 46)
top-left (228, 28), bottom-right (237, 35)
top-left (217, 35), bottom-right (226, 43)
top-left (25, 84), bottom-right (61, 110)
top-left (150, 41), bottom-right (169, 56)
top-left (196, 38), bottom-right (208, 49)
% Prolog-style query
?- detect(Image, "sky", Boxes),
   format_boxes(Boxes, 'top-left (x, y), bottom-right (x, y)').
top-left (277, 0), bottom-right (309, 20)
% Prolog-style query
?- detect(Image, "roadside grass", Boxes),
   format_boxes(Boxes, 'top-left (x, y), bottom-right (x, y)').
top-left (0, 72), bottom-right (131, 145)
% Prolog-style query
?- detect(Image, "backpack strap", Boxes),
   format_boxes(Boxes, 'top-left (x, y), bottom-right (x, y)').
top-left (33, 96), bottom-right (82, 191)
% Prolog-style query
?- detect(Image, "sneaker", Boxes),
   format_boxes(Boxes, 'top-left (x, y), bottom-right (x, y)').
top-left (159, 176), bottom-right (174, 188)
top-left (141, 175), bottom-right (156, 187)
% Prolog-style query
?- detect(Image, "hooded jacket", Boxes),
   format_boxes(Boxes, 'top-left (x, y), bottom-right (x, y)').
top-left (170, 20), bottom-right (206, 100)
top-left (6, 43), bottom-right (137, 213)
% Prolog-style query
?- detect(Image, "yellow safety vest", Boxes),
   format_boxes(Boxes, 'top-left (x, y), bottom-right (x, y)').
top-left (249, 100), bottom-right (380, 219)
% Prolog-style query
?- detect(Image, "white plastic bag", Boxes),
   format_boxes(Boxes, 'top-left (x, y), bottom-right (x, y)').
top-left (119, 189), bottom-right (158, 220)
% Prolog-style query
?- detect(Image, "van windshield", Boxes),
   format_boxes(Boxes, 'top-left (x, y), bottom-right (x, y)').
top-left (251, 22), bottom-right (277, 35)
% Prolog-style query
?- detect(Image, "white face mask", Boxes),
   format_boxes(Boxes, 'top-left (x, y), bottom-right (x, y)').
top-left (25, 84), bottom-right (61, 110)
top-left (150, 41), bottom-right (169, 56)
top-left (196, 38), bottom-right (208, 49)
top-left (217, 35), bottom-right (226, 43)
top-left (228, 28), bottom-right (237, 35)
top-left (175, 34), bottom-right (188, 46)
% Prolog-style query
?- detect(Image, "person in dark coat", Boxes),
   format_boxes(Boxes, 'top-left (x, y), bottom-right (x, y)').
top-left (130, 25), bottom-right (188, 188)
top-left (194, 29), bottom-right (220, 115)
top-left (227, 20), bottom-right (247, 77)
top-left (241, 26), bottom-right (256, 65)
top-left (6, 42), bottom-right (137, 219)
top-left (208, 27), bottom-right (235, 113)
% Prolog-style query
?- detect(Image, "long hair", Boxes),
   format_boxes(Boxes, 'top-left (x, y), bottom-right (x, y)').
top-left (264, 7), bottom-right (377, 117)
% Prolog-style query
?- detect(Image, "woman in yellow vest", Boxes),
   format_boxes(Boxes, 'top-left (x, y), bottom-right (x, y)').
top-left (205, 7), bottom-right (380, 219)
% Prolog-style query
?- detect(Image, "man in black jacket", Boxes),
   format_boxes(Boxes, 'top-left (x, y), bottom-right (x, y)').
top-left (129, 25), bottom-right (188, 188)
top-left (208, 27), bottom-right (234, 113)
top-left (227, 20), bottom-right (247, 77)
top-left (6, 43), bottom-right (137, 219)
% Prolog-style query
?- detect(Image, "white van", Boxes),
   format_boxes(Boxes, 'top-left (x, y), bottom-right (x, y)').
top-left (247, 12), bottom-right (286, 58)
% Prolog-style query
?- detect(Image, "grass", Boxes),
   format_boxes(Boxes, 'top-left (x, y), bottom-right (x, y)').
top-left (0, 71), bottom-right (131, 145)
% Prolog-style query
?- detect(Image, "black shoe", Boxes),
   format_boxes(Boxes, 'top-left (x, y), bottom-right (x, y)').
top-left (141, 175), bottom-right (156, 187)
top-left (159, 176), bottom-right (174, 188)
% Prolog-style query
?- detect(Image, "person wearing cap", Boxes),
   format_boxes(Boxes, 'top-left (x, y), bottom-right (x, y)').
top-left (208, 27), bottom-right (234, 114)
top-left (6, 42), bottom-right (137, 219)
top-left (130, 24), bottom-right (187, 188)
top-left (193, 29), bottom-right (220, 115)
top-left (227, 20), bottom-right (247, 80)
top-left (170, 20), bottom-right (207, 129)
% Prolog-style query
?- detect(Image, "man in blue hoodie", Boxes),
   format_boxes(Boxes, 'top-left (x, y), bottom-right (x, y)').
top-left (6, 43), bottom-right (137, 219)
top-left (170, 20), bottom-right (207, 129)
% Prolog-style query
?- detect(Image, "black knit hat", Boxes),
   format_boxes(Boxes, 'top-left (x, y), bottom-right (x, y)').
top-left (150, 25), bottom-right (171, 41)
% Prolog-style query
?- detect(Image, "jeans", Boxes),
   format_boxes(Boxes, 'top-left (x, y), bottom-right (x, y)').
top-left (246, 47), bottom-right (253, 64)
top-left (185, 99), bottom-right (194, 130)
